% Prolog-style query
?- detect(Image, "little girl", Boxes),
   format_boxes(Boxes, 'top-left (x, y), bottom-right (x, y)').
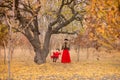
top-left (51, 49), bottom-right (61, 62)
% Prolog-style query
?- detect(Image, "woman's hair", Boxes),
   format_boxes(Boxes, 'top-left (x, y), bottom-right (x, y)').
top-left (64, 38), bottom-right (68, 41)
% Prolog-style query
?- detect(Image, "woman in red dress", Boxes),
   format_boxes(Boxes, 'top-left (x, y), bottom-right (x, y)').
top-left (61, 39), bottom-right (71, 63)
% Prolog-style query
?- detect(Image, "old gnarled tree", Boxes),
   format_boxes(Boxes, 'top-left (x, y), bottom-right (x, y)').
top-left (0, 0), bottom-right (87, 64)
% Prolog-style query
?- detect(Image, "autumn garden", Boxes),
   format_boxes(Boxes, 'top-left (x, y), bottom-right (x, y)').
top-left (0, 0), bottom-right (120, 80)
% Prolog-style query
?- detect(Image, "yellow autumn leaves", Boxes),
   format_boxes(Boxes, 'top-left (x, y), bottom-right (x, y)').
top-left (0, 59), bottom-right (120, 80)
top-left (84, 0), bottom-right (120, 48)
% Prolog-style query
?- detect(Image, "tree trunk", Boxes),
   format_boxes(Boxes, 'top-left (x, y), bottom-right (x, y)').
top-left (3, 41), bottom-right (6, 64)
top-left (31, 38), bottom-right (44, 64)
top-left (42, 30), bottom-right (52, 62)
top-left (77, 45), bottom-right (80, 62)
top-left (34, 47), bottom-right (44, 64)
top-left (23, 25), bottom-right (52, 64)
top-left (10, 46), bottom-right (15, 61)
top-left (86, 47), bottom-right (89, 59)
top-left (24, 30), bottom-right (44, 64)
top-left (33, 29), bottom-right (52, 64)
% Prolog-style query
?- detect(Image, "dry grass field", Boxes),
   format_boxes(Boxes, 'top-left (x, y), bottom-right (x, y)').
top-left (0, 48), bottom-right (120, 80)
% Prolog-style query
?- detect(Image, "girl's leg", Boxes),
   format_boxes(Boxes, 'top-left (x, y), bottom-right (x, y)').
top-left (54, 58), bottom-right (56, 62)
top-left (55, 58), bottom-right (57, 62)
top-left (53, 58), bottom-right (55, 62)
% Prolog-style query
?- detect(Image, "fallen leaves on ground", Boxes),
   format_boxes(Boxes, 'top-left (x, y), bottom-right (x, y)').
top-left (0, 59), bottom-right (120, 80)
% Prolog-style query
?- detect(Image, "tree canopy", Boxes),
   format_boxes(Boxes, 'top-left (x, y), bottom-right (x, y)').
top-left (74, 0), bottom-right (120, 49)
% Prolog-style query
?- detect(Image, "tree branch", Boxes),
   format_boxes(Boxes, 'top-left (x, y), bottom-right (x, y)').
top-left (63, 0), bottom-right (73, 5)
top-left (19, 2), bottom-right (33, 15)
top-left (0, 0), bottom-right (12, 9)
top-left (5, 14), bottom-right (12, 28)
top-left (52, 12), bottom-right (78, 33)
top-left (54, 31), bottom-right (77, 35)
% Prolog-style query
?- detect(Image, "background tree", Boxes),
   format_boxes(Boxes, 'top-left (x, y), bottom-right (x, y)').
top-left (75, 0), bottom-right (120, 50)
top-left (0, 23), bottom-right (8, 64)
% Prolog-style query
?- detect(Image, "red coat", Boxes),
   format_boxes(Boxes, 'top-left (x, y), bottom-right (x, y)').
top-left (51, 52), bottom-right (61, 58)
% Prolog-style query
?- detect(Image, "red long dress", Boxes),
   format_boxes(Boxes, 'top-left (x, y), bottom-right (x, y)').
top-left (61, 42), bottom-right (71, 63)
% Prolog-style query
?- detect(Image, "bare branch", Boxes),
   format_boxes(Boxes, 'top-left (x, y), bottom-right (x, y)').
top-left (63, 0), bottom-right (73, 5)
top-left (22, 17), bottom-right (34, 30)
top-left (19, 2), bottom-right (33, 15)
top-left (49, 19), bottom-right (59, 27)
top-left (33, 0), bottom-right (41, 15)
top-left (54, 31), bottom-right (77, 35)
top-left (12, 26), bottom-right (25, 35)
top-left (58, 1), bottom-right (64, 14)
top-left (5, 14), bottom-right (12, 28)
top-left (0, 0), bottom-right (12, 9)
top-left (52, 12), bottom-right (78, 33)
top-left (58, 0), bottom-right (74, 14)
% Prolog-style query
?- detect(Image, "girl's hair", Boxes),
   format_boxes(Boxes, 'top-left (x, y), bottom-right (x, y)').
top-left (56, 48), bottom-right (60, 51)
